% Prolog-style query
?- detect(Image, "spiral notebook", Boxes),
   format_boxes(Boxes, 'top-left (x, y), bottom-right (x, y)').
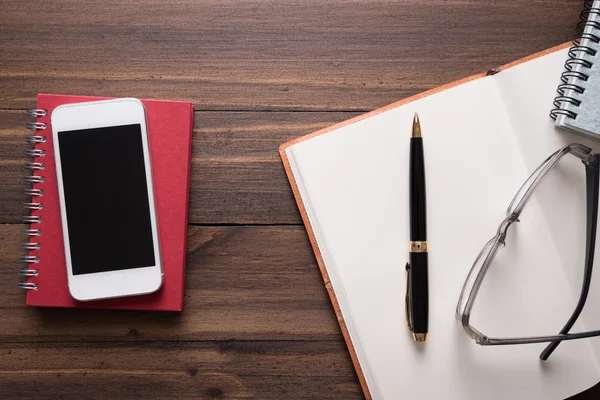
top-left (19, 94), bottom-right (194, 311)
top-left (552, 0), bottom-right (600, 138)
top-left (281, 44), bottom-right (600, 399)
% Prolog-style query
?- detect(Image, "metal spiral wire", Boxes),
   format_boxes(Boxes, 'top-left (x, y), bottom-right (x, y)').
top-left (551, 1), bottom-right (600, 120)
top-left (19, 108), bottom-right (47, 290)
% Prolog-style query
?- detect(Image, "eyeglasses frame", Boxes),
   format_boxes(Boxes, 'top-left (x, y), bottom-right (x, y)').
top-left (455, 143), bottom-right (600, 360)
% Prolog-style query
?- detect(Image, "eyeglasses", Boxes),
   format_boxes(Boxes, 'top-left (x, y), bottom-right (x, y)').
top-left (456, 143), bottom-right (600, 360)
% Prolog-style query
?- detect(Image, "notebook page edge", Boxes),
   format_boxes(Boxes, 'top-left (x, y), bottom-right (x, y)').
top-left (285, 146), bottom-right (383, 400)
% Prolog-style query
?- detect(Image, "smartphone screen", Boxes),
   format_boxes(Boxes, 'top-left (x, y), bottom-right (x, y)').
top-left (58, 124), bottom-right (156, 275)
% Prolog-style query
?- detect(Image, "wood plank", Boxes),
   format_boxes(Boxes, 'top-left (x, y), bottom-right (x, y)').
top-left (0, 224), bottom-right (343, 342)
top-left (0, 0), bottom-right (579, 111)
top-left (0, 110), bottom-right (360, 224)
top-left (0, 341), bottom-right (362, 399)
top-left (0, 343), bottom-right (598, 400)
top-left (0, 111), bottom-right (29, 223)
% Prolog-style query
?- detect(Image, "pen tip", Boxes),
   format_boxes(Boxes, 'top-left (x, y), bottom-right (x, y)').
top-left (412, 113), bottom-right (422, 138)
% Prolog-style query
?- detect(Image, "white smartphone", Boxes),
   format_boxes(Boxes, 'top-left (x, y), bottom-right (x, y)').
top-left (51, 98), bottom-right (163, 301)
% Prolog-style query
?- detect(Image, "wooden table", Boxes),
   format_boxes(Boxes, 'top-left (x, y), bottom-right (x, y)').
top-left (1, 1), bottom-right (598, 398)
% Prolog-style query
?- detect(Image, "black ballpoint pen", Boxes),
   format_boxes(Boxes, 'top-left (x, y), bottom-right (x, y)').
top-left (405, 112), bottom-right (429, 342)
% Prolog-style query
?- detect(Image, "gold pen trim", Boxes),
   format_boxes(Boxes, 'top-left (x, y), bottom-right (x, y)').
top-left (412, 113), bottom-right (422, 138)
top-left (413, 333), bottom-right (427, 342)
top-left (409, 241), bottom-right (428, 252)
top-left (404, 263), bottom-right (413, 333)
top-left (405, 263), bottom-right (427, 341)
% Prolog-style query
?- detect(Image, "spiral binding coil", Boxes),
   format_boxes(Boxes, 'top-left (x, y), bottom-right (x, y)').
top-left (18, 108), bottom-right (47, 290)
top-left (551, 0), bottom-right (600, 120)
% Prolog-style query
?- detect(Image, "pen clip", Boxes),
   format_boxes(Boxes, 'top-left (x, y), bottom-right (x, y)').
top-left (405, 262), bottom-right (413, 333)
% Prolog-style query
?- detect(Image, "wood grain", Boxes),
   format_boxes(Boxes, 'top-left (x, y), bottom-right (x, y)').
top-left (0, 342), bottom-right (362, 399)
top-left (1, 0), bottom-right (596, 398)
top-left (0, 0), bottom-right (579, 111)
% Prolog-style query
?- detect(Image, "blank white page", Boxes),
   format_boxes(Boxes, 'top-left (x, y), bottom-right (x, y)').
top-left (495, 47), bottom-right (600, 367)
top-left (287, 71), bottom-right (599, 399)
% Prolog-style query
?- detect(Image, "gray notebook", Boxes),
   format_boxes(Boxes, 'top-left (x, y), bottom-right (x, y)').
top-left (552, 0), bottom-right (600, 138)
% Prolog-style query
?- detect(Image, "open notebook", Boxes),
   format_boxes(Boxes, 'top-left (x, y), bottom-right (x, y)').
top-left (281, 44), bottom-right (600, 399)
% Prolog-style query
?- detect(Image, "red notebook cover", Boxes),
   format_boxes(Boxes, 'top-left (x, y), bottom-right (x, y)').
top-left (22, 94), bottom-right (193, 311)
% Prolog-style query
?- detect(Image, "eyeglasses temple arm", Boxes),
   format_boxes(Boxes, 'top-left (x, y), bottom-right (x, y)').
top-left (540, 154), bottom-right (600, 361)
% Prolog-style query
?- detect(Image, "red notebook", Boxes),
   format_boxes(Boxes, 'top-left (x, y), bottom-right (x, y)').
top-left (20, 94), bottom-right (193, 311)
